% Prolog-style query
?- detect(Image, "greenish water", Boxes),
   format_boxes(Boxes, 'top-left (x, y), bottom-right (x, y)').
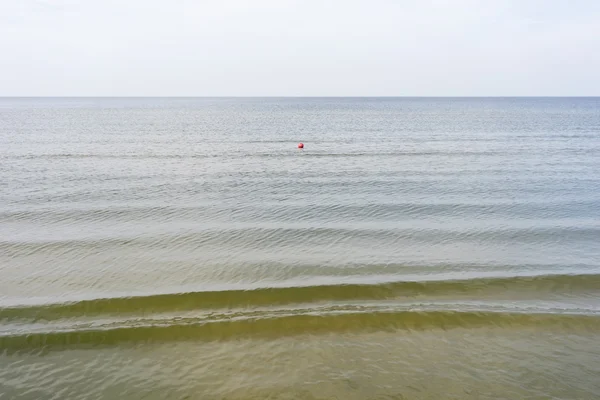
top-left (1, 97), bottom-right (600, 399)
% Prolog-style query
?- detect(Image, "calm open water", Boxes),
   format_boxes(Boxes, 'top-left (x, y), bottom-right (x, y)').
top-left (1, 97), bottom-right (600, 399)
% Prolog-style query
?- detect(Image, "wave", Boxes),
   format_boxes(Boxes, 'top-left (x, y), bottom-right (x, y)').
top-left (3, 225), bottom-right (599, 252)
top-left (4, 200), bottom-right (600, 223)
top-left (1, 308), bottom-right (599, 352)
top-left (6, 150), bottom-right (529, 160)
top-left (1, 273), bottom-right (599, 322)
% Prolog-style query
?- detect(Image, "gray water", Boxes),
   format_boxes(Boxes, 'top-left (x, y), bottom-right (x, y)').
top-left (1, 97), bottom-right (600, 399)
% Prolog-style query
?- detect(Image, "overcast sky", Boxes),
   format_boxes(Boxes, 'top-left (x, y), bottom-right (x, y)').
top-left (1, 0), bottom-right (599, 96)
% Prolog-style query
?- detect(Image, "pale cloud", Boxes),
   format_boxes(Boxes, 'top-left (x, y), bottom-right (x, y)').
top-left (0, 0), bottom-right (598, 96)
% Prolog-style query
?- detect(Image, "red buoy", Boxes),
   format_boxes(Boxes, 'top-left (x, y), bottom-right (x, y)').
top-left (298, 142), bottom-right (304, 149)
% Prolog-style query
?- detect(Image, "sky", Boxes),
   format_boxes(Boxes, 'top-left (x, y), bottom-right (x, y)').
top-left (0, 0), bottom-right (599, 96)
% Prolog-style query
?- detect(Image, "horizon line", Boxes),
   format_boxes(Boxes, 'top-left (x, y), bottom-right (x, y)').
top-left (1, 95), bottom-right (600, 99)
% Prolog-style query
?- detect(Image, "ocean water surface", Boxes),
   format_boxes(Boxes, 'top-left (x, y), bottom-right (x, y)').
top-left (1, 97), bottom-right (600, 399)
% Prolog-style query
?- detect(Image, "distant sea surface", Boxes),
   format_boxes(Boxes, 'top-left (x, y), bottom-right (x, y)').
top-left (1, 97), bottom-right (600, 399)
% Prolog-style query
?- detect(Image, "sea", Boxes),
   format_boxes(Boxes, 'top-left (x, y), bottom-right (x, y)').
top-left (1, 97), bottom-right (599, 399)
